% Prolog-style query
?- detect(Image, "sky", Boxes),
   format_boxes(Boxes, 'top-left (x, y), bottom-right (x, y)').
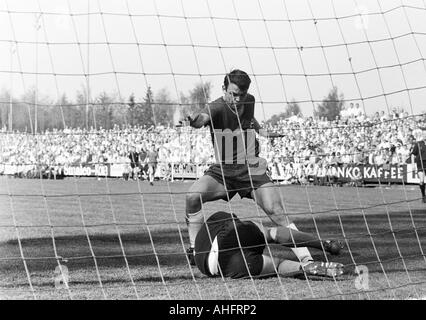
top-left (0, 0), bottom-right (426, 122)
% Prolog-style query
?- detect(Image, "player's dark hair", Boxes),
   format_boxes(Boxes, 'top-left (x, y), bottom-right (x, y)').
top-left (223, 69), bottom-right (251, 92)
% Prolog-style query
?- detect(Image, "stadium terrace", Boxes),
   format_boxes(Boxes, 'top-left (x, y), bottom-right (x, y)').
top-left (1, 109), bottom-right (425, 185)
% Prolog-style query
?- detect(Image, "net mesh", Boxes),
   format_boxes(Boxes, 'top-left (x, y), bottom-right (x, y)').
top-left (0, 0), bottom-right (426, 300)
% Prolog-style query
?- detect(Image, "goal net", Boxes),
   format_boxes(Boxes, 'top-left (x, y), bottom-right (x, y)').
top-left (0, 0), bottom-right (426, 300)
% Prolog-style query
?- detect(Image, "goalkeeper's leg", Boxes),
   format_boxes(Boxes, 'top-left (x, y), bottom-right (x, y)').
top-left (186, 175), bottom-right (228, 265)
top-left (261, 255), bottom-right (344, 278)
top-left (252, 183), bottom-right (314, 263)
top-left (264, 225), bottom-right (344, 255)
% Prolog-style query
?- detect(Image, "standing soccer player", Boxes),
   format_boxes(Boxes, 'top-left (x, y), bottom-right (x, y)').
top-left (147, 144), bottom-right (159, 186)
top-left (410, 131), bottom-right (426, 203)
top-left (184, 69), bottom-right (316, 265)
top-left (139, 147), bottom-right (148, 181)
top-left (128, 147), bottom-right (140, 180)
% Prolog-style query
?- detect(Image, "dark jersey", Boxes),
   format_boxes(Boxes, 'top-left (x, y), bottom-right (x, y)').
top-left (195, 211), bottom-right (266, 278)
top-left (195, 211), bottom-right (235, 276)
top-left (128, 151), bottom-right (139, 168)
top-left (139, 151), bottom-right (147, 163)
top-left (201, 95), bottom-right (260, 165)
top-left (412, 140), bottom-right (426, 169)
top-left (147, 151), bottom-right (158, 164)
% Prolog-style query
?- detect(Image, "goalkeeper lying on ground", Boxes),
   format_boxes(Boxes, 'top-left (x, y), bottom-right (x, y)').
top-left (194, 211), bottom-right (344, 279)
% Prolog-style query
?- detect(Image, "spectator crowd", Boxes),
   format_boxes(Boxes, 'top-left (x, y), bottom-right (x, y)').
top-left (1, 105), bottom-right (425, 183)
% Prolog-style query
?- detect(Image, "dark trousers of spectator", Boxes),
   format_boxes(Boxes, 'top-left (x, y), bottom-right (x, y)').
top-left (327, 175), bottom-right (340, 186)
top-left (318, 176), bottom-right (327, 186)
top-left (311, 175), bottom-right (326, 186)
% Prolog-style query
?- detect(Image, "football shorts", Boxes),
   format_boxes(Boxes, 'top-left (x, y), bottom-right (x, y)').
top-left (204, 158), bottom-right (272, 200)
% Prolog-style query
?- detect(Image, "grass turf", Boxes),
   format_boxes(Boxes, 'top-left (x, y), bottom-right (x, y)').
top-left (0, 176), bottom-right (425, 300)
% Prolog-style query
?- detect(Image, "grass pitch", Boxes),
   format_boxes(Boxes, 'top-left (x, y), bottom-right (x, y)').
top-left (0, 176), bottom-right (425, 300)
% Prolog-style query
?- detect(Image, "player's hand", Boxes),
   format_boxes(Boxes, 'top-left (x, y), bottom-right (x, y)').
top-left (177, 116), bottom-right (193, 127)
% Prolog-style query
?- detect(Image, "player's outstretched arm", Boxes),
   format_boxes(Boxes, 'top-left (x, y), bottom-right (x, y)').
top-left (184, 113), bottom-right (210, 129)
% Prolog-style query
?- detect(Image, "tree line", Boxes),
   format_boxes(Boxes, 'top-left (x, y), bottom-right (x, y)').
top-left (265, 86), bottom-right (345, 126)
top-left (0, 82), bottom-right (212, 132)
top-left (0, 84), bottom-right (345, 132)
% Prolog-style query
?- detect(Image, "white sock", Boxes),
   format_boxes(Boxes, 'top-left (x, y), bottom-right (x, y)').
top-left (187, 211), bottom-right (204, 248)
top-left (277, 260), bottom-right (303, 277)
top-left (288, 223), bottom-right (313, 263)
